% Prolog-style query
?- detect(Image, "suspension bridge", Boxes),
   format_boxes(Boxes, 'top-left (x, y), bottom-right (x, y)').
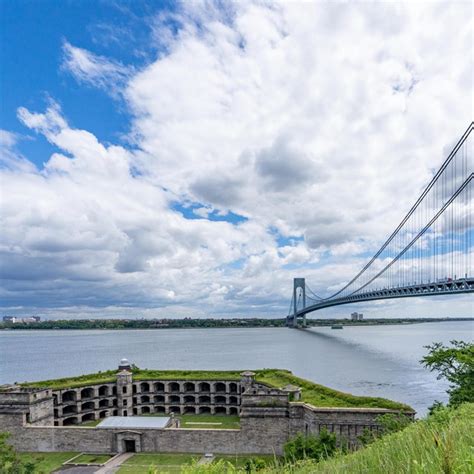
top-left (287, 123), bottom-right (474, 327)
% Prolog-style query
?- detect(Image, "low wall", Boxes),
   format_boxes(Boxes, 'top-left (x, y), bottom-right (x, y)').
top-left (5, 426), bottom-right (278, 455)
top-left (290, 404), bottom-right (414, 447)
top-left (6, 426), bottom-right (115, 453)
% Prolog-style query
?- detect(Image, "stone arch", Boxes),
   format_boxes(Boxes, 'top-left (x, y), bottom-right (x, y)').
top-left (140, 382), bottom-right (150, 393)
top-left (141, 395), bottom-right (150, 404)
top-left (155, 382), bottom-right (165, 392)
top-left (81, 413), bottom-right (95, 422)
top-left (62, 405), bottom-right (77, 415)
top-left (141, 406), bottom-right (151, 414)
top-left (229, 383), bottom-right (238, 393)
top-left (154, 395), bottom-right (165, 403)
top-left (184, 382), bottom-right (195, 392)
top-left (155, 406), bottom-right (166, 413)
top-left (99, 399), bottom-right (109, 408)
top-left (215, 395), bottom-right (226, 404)
top-left (81, 401), bottom-right (95, 411)
top-left (169, 395), bottom-right (180, 403)
top-left (198, 382), bottom-right (210, 392)
top-left (80, 387), bottom-right (94, 399)
top-left (169, 382), bottom-right (180, 392)
top-left (215, 382), bottom-right (226, 393)
top-left (199, 406), bottom-right (211, 414)
top-left (98, 385), bottom-right (109, 396)
top-left (62, 390), bottom-right (76, 403)
top-left (215, 406), bottom-right (227, 414)
top-left (184, 395), bottom-right (195, 404)
top-left (169, 406), bottom-right (181, 414)
top-left (99, 410), bottom-right (108, 418)
top-left (183, 406), bottom-right (196, 414)
top-left (229, 407), bottom-right (239, 415)
top-left (229, 396), bottom-right (238, 404)
top-left (63, 416), bottom-right (78, 426)
top-left (199, 395), bottom-right (211, 404)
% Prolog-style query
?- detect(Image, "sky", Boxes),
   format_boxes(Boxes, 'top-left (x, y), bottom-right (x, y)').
top-left (0, 0), bottom-right (473, 320)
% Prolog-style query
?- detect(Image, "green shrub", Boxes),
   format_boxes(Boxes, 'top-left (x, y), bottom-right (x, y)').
top-left (264, 403), bottom-right (474, 474)
top-left (421, 340), bottom-right (474, 407)
top-left (243, 458), bottom-right (267, 472)
top-left (0, 433), bottom-right (36, 474)
top-left (283, 429), bottom-right (337, 463)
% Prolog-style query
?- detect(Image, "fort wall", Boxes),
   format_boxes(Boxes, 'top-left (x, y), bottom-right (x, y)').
top-left (1, 364), bottom-right (414, 455)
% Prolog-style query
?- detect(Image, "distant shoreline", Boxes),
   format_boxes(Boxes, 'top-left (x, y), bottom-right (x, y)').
top-left (1, 317), bottom-right (472, 331)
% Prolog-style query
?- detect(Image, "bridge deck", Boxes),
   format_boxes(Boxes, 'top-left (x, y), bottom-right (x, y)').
top-left (288, 278), bottom-right (474, 323)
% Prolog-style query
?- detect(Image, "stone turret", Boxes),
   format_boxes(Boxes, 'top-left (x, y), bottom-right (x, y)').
top-left (240, 371), bottom-right (256, 393)
top-left (116, 359), bottom-right (133, 416)
top-left (118, 358), bottom-right (132, 371)
top-left (281, 384), bottom-right (302, 401)
top-left (0, 386), bottom-right (54, 427)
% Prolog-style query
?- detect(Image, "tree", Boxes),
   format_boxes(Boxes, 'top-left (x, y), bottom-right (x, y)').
top-left (421, 340), bottom-right (474, 407)
top-left (284, 429), bottom-right (337, 462)
top-left (0, 433), bottom-right (35, 474)
top-left (358, 412), bottom-right (411, 446)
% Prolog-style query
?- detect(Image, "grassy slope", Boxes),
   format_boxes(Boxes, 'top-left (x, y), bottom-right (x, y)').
top-left (118, 453), bottom-right (200, 474)
top-left (255, 369), bottom-right (412, 410)
top-left (178, 414), bottom-right (240, 429)
top-left (17, 452), bottom-right (78, 473)
top-left (21, 368), bottom-right (410, 410)
top-left (72, 453), bottom-right (113, 464)
top-left (263, 403), bottom-right (474, 474)
top-left (213, 455), bottom-right (278, 468)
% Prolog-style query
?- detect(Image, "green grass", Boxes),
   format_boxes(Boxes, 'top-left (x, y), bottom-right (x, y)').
top-left (80, 419), bottom-right (102, 427)
top-left (261, 403), bottom-right (474, 474)
top-left (17, 452), bottom-right (78, 473)
top-left (20, 369), bottom-right (242, 390)
top-left (255, 369), bottom-right (412, 411)
top-left (118, 453), bottom-right (200, 473)
top-left (69, 453), bottom-right (113, 464)
top-left (178, 414), bottom-right (240, 429)
top-left (213, 454), bottom-right (278, 468)
top-left (132, 369), bottom-right (243, 382)
top-left (20, 370), bottom-right (117, 389)
top-left (21, 368), bottom-right (411, 410)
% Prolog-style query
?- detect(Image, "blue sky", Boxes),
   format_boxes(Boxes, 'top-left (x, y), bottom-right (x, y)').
top-left (1, 0), bottom-right (168, 166)
top-left (0, 0), bottom-right (472, 319)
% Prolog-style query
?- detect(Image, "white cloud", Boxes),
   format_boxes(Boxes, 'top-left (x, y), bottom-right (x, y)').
top-left (62, 42), bottom-right (132, 95)
top-left (1, 1), bottom-right (472, 318)
top-left (0, 130), bottom-right (18, 148)
top-left (0, 129), bottom-right (37, 173)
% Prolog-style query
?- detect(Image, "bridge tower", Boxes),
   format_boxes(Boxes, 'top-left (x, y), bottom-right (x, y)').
top-left (292, 278), bottom-right (306, 327)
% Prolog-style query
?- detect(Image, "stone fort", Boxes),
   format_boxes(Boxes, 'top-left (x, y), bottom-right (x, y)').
top-left (0, 360), bottom-right (414, 455)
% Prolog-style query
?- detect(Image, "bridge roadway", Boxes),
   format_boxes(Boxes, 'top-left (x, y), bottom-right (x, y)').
top-left (288, 277), bottom-right (474, 323)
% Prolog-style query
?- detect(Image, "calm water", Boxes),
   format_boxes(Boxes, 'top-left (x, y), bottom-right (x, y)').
top-left (1, 321), bottom-right (472, 416)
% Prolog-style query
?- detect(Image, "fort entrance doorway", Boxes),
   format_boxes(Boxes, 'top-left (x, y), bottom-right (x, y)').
top-left (124, 439), bottom-right (136, 452)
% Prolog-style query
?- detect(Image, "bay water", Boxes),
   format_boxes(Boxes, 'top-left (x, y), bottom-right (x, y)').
top-left (1, 320), bottom-right (472, 416)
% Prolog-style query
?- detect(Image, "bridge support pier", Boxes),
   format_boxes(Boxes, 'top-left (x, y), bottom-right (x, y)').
top-left (291, 278), bottom-right (306, 328)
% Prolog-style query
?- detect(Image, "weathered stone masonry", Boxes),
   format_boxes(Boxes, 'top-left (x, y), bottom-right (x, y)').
top-left (0, 363), bottom-right (415, 455)
top-left (52, 377), bottom-right (241, 426)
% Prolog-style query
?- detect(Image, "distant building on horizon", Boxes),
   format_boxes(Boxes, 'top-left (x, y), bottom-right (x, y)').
top-left (2, 316), bottom-right (41, 324)
top-left (350, 312), bottom-right (363, 321)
